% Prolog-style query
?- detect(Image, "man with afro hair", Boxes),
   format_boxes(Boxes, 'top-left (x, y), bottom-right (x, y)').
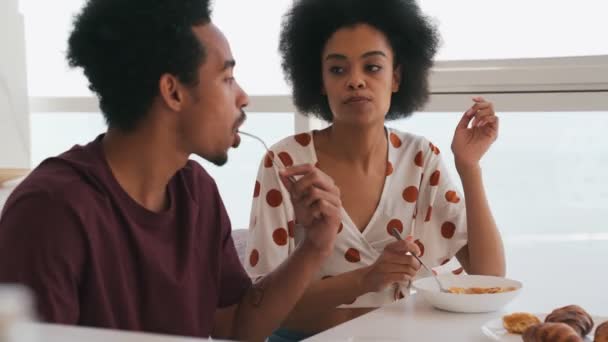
top-left (0, 0), bottom-right (343, 341)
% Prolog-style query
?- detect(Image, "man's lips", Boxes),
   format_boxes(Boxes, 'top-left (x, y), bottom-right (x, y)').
top-left (232, 132), bottom-right (241, 148)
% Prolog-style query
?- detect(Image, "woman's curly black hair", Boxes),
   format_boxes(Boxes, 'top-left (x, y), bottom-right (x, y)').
top-left (67, 0), bottom-right (212, 131)
top-left (279, 0), bottom-right (439, 122)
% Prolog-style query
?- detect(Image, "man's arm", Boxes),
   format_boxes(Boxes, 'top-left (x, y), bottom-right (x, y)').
top-left (214, 164), bottom-right (342, 342)
top-left (0, 192), bottom-right (85, 323)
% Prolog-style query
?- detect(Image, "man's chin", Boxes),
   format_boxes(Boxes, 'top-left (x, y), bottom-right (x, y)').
top-left (207, 154), bottom-right (228, 166)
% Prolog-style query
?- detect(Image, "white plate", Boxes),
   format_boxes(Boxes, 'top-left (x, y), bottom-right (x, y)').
top-left (481, 314), bottom-right (608, 341)
top-left (412, 274), bottom-right (522, 313)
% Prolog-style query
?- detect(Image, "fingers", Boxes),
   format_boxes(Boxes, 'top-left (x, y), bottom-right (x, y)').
top-left (476, 115), bottom-right (499, 130)
top-left (376, 262), bottom-right (420, 278)
top-left (301, 186), bottom-right (342, 208)
top-left (460, 97), bottom-right (497, 129)
top-left (308, 198), bottom-right (341, 221)
top-left (383, 240), bottom-right (422, 257)
top-left (379, 247), bottom-right (421, 269)
top-left (456, 107), bottom-right (475, 130)
top-left (289, 168), bottom-right (340, 201)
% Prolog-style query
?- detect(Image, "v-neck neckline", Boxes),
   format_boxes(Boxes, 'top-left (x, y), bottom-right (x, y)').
top-left (309, 127), bottom-right (392, 237)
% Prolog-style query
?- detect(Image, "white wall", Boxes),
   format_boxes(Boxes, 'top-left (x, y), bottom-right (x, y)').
top-left (0, 0), bottom-right (30, 168)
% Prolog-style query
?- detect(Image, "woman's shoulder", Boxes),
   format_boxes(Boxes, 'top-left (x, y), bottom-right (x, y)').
top-left (269, 131), bottom-right (315, 151)
top-left (266, 131), bottom-right (316, 165)
top-left (387, 127), bottom-right (433, 149)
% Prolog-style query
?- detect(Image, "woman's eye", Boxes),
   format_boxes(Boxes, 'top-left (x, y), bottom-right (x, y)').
top-left (329, 66), bottom-right (344, 74)
top-left (367, 65), bottom-right (382, 72)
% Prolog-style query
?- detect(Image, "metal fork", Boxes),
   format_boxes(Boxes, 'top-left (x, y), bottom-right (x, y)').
top-left (239, 130), bottom-right (296, 184)
top-left (390, 227), bottom-right (449, 293)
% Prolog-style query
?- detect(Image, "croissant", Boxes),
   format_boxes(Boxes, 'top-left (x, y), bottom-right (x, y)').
top-left (595, 321), bottom-right (608, 342)
top-left (522, 322), bottom-right (583, 342)
top-left (545, 305), bottom-right (594, 337)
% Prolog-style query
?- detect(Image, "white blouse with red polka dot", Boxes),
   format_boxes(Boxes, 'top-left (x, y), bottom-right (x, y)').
top-left (245, 128), bottom-right (468, 308)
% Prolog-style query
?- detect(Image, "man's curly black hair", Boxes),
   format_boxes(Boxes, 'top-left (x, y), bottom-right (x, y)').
top-left (279, 0), bottom-right (439, 122)
top-left (67, 0), bottom-right (212, 131)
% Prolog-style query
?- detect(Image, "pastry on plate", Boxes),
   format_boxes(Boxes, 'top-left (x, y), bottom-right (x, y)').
top-left (502, 312), bottom-right (541, 334)
top-left (522, 322), bottom-right (583, 342)
top-left (545, 304), bottom-right (594, 337)
top-left (595, 321), bottom-right (608, 342)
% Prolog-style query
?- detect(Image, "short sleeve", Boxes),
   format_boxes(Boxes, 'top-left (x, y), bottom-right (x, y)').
top-left (245, 151), bottom-right (296, 279)
top-left (414, 141), bottom-right (468, 268)
top-left (0, 191), bottom-right (86, 323)
top-left (215, 189), bottom-right (253, 308)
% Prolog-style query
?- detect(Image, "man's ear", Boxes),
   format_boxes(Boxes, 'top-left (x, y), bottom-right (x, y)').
top-left (392, 65), bottom-right (402, 93)
top-left (159, 73), bottom-right (184, 111)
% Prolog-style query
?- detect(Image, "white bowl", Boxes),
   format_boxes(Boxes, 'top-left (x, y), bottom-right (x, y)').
top-left (412, 274), bottom-right (522, 313)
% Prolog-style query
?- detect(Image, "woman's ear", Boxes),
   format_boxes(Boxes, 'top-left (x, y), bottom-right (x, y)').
top-left (392, 65), bottom-right (402, 93)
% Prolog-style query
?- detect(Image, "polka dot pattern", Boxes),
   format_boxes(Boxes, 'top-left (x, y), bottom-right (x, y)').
top-left (287, 220), bottom-right (295, 238)
top-left (430, 170), bottom-right (440, 186)
top-left (424, 206), bottom-right (432, 222)
top-left (429, 142), bottom-right (440, 155)
top-left (249, 249), bottom-right (259, 267)
top-left (253, 181), bottom-right (261, 198)
top-left (414, 239), bottom-right (425, 257)
top-left (345, 248), bottom-right (361, 263)
top-left (273, 228), bottom-right (288, 246)
top-left (445, 191), bottom-right (461, 203)
top-left (390, 133), bottom-right (402, 148)
top-left (441, 222), bottom-right (456, 239)
top-left (452, 267), bottom-right (464, 275)
top-left (278, 152), bottom-right (294, 167)
top-left (386, 219), bottom-right (404, 235)
top-left (266, 189), bottom-right (283, 207)
top-left (264, 151), bottom-right (275, 168)
top-left (294, 133), bottom-right (312, 146)
top-left (402, 186), bottom-right (419, 203)
top-left (386, 161), bottom-right (394, 176)
top-left (414, 151), bottom-right (424, 167)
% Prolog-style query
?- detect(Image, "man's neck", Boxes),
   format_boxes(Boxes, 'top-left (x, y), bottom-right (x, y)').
top-left (102, 124), bottom-right (189, 213)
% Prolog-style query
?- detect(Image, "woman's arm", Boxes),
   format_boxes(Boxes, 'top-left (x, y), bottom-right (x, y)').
top-left (455, 164), bottom-right (505, 276)
top-left (452, 97), bottom-right (506, 276)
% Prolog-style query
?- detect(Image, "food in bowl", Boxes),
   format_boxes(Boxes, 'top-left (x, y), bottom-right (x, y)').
top-left (502, 312), bottom-right (541, 334)
top-left (522, 322), bottom-right (583, 342)
top-left (412, 274), bottom-right (522, 313)
top-left (447, 286), bottom-right (517, 294)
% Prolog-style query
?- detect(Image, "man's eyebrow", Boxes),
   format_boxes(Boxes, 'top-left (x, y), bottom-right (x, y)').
top-left (325, 53), bottom-right (347, 61)
top-left (222, 59), bottom-right (236, 70)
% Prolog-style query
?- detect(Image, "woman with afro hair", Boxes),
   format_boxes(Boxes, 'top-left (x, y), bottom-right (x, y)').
top-left (246, 0), bottom-right (506, 339)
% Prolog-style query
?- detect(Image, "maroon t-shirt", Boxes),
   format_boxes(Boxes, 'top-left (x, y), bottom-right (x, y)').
top-left (0, 135), bottom-right (251, 337)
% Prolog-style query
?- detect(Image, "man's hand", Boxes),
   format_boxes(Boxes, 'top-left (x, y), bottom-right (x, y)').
top-left (279, 164), bottom-right (342, 257)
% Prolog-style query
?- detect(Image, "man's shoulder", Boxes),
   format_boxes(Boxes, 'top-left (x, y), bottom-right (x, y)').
top-left (3, 160), bottom-right (102, 215)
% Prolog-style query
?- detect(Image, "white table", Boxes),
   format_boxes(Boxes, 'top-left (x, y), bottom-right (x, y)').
top-left (305, 292), bottom-right (608, 341)
top-left (306, 239), bottom-right (608, 341)
top-left (16, 323), bottom-right (229, 342)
